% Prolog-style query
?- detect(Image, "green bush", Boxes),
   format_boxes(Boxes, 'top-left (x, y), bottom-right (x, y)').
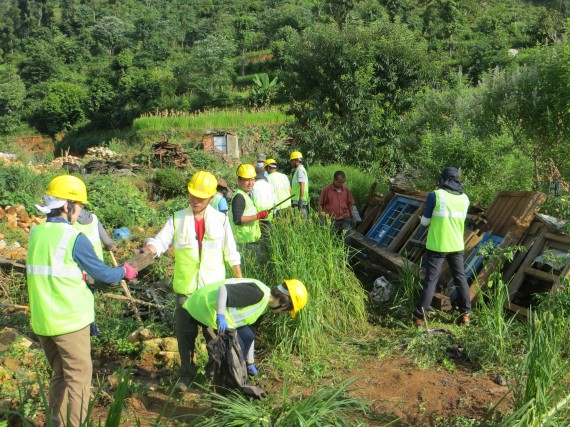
top-left (154, 167), bottom-right (189, 199)
top-left (86, 175), bottom-right (157, 229)
top-left (0, 166), bottom-right (56, 212)
top-left (155, 196), bottom-right (189, 224)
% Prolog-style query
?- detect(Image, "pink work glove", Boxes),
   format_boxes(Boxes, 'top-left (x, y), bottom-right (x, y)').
top-left (123, 263), bottom-right (138, 280)
top-left (256, 210), bottom-right (269, 220)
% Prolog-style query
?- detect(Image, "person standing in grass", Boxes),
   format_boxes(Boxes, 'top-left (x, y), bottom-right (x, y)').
top-left (318, 170), bottom-right (357, 234)
top-left (27, 175), bottom-right (138, 427)
top-left (290, 151), bottom-right (309, 218)
top-left (182, 278), bottom-right (308, 377)
top-left (140, 171), bottom-right (242, 391)
top-left (73, 208), bottom-right (115, 261)
top-left (413, 167), bottom-right (471, 326)
top-left (252, 164), bottom-right (277, 231)
top-left (229, 164), bottom-right (269, 244)
top-left (265, 158), bottom-right (292, 215)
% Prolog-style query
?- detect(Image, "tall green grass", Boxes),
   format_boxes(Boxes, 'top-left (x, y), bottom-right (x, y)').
top-left (499, 310), bottom-right (569, 426)
top-left (132, 108), bottom-right (288, 133)
top-left (246, 212), bottom-right (369, 360)
top-left (196, 378), bottom-right (370, 427)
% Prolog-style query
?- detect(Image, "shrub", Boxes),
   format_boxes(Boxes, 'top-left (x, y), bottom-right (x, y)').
top-left (86, 175), bottom-right (157, 229)
top-left (0, 166), bottom-right (56, 212)
top-left (154, 167), bottom-right (189, 199)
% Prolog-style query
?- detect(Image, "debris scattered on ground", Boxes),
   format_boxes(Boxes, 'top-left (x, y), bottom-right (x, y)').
top-left (151, 140), bottom-right (190, 168)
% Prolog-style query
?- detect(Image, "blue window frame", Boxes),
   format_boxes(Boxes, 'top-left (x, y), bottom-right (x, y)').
top-left (367, 196), bottom-right (424, 248)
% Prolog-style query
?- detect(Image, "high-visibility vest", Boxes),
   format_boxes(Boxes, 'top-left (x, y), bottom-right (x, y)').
top-left (26, 222), bottom-right (94, 336)
top-left (268, 172), bottom-right (292, 209)
top-left (292, 165), bottom-right (309, 203)
top-left (73, 214), bottom-right (104, 261)
top-left (252, 180), bottom-right (275, 221)
top-left (426, 189), bottom-right (469, 253)
top-left (209, 193), bottom-right (224, 212)
top-left (183, 278), bottom-right (270, 329)
top-left (229, 189), bottom-right (261, 243)
top-left (173, 206), bottom-right (229, 295)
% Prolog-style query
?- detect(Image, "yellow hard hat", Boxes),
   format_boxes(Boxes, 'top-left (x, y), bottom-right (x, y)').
top-left (237, 164), bottom-right (256, 179)
top-left (46, 175), bottom-right (89, 204)
top-left (188, 170), bottom-right (217, 198)
top-left (283, 279), bottom-right (308, 318)
top-left (264, 158), bottom-right (278, 169)
top-left (290, 151), bottom-right (303, 161)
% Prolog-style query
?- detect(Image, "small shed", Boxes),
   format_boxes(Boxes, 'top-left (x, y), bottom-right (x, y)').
top-left (203, 130), bottom-right (239, 159)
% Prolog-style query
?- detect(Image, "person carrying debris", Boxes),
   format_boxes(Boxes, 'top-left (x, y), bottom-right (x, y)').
top-left (27, 175), bottom-right (138, 427)
top-left (413, 167), bottom-right (471, 326)
top-left (182, 278), bottom-right (308, 378)
top-left (209, 178), bottom-right (230, 214)
top-left (229, 164), bottom-right (268, 244)
top-left (290, 151), bottom-right (309, 218)
top-left (265, 158), bottom-right (292, 214)
top-left (318, 170), bottom-right (357, 234)
top-left (140, 170), bottom-right (242, 391)
top-left (252, 164), bottom-right (277, 230)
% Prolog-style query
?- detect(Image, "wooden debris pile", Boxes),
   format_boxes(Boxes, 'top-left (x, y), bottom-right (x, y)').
top-left (349, 176), bottom-right (561, 317)
top-left (151, 140), bottom-right (190, 168)
top-left (0, 205), bottom-right (44, 259)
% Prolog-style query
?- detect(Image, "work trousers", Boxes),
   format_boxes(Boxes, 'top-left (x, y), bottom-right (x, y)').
top-left (38, 326), bottom-right (92, 427)
top-left (416, 250), bottom-right (471, 317)
top-left (291, 202), bottom-right (308, 219)
top-left (175, 294), bottom-right (212, 379)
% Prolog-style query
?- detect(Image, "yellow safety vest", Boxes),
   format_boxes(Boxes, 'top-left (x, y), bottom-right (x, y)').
top-left (73, 214), bottom-right (104, 261)
top-left (172, 206), bottom-right (229, 295)
top-left (229, 189), bottom-right (261, 244)
top-left (292, 165), bottom-right (309, 203)
top-left (183, 278), bottom-right (271, 329)
top-left (426, 189), bottom-right (469, 253)
top-left (26, 222), bottom-right (94, 336)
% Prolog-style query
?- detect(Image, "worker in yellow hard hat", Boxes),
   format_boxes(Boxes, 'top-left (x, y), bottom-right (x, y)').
top-left (28, 175), bottom-right (138, 427)
top-left (183, 278), bottom-right (308, 377)
top-left (140, 170), bottom-right (242, 391)
top-left (229, 164), bottom-right (268, 244)
top-left (290, 151), bottom-right (309, 218)
top-left (265, 158), bottom-right (292, 215)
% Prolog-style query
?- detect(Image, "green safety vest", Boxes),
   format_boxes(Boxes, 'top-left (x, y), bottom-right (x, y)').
top-left (73, 214), bottom-right (104, 261)
top-left (229, 189), bottom-right (261, 244)
top-left (426, 189), bottom-right (469, 253)
top-left (252, 180), bottom-right (275, 221)
top-left (268, 172), bottom-right (292, 209)
top-left (183, 278), bottom-right (271, 329)
top-left (292, 165), bottom-right (309, 203)
top-left (173, 207), bottom-right (228, 295)
top-left (26, 222), bottom-right (94, 336)
top-left (209, 193), bottom-right (224, 212)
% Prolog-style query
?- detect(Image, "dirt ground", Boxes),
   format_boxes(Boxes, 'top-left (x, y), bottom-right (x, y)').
top-left (92, 354), bottom-right (510, 426)
top-left (351, 358), bottom-right (509, 426)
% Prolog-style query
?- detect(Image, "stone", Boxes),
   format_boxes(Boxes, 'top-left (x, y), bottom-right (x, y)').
top-left (161, 337), bottom-right (178, 352)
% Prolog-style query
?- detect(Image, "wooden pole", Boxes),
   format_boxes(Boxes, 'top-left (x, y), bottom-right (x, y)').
top-left (101, 293), bottom-right (164, 309)
top-left (109, 251), bottom-right (143, 322)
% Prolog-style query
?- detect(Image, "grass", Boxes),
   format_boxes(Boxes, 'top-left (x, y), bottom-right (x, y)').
top-left (246, 212), bottom-right (369, 361)
top-left (195, 378), bottom-right (370, 427)
top-left (132, 108), bottom-right (289, 133)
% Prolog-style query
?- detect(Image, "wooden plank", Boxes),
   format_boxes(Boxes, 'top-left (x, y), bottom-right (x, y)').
top-left (508, 230), bottom-right (548, 298)
top-left (502, 220), bottom-right (544, 282)
top-left (347, 231), bottom-right (410, 274)
top-left (523, 266), bottom-right (556, 283)
top-left (359, 182), bottom-right (378, 215)
top-left (544, 232), bottom-right (570, 246)
top-left (123, 251), bottom-right (155, 272)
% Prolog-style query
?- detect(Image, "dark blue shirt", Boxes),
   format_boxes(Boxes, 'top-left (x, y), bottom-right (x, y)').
top-left (424, 192), bottom-right (436, 219)
top-left (48, 218), bottom-right (125, 284)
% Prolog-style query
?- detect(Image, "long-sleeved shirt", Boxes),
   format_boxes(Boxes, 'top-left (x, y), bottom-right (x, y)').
top-left (146, 214), bottom-right (241, 266)
top-left (47, 217), bottom-right (125, 284)
top-left (318, 184), bottom-right (355, 220)
top-left (77, 209), bottom-right (114, 249)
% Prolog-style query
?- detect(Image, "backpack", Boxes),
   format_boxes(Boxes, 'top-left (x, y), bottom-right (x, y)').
top-left (206, 329), bottom-right (267, 400)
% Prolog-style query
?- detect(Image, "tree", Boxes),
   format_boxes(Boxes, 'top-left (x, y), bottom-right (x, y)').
top-left (31, 81), bottom-right (87, 135)
top-left (92, 16), bottom-right (128, 55)
top-left (0, 73), bottom-right (26, 133)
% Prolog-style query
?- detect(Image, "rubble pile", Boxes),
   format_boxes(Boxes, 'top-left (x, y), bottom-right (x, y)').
top-left (0, 205), bottom-right (44, 259)
top-left (151, 140), bottom-right (190, 168)
top-left (84, 146), bottom-right (119, 160)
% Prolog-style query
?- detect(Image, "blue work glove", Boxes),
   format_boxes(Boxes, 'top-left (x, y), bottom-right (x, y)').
top-left (216, 313), bottom-right (228, 333)
top-left (247, 364), bottom-right (258, 377)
